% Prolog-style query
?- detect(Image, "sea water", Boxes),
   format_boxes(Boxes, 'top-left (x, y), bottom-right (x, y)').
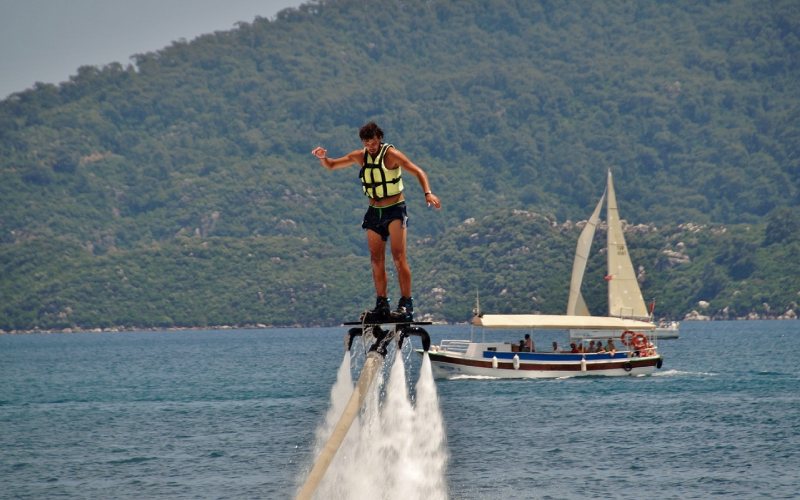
top-left (1, 321), bottom-right (799, 499)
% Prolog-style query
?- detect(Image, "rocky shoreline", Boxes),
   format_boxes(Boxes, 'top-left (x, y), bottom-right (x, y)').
top-left (683, 300), bottom-right (798, 321)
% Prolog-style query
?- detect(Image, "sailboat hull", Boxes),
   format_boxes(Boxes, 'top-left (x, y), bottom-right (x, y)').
top-left (654, 322), bottom-right (680, 339)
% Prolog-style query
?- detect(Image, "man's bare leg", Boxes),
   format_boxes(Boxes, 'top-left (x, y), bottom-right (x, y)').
top-left (387, 219), bottom-right (411, 297)
top-left (387, 219), bottom-right (413, 320)
top-left (364, 229), bottom-right (391, 319)
top-left (366, 229), bottom-right (388, 297)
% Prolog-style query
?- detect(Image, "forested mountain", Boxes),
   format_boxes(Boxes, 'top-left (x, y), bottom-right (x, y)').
top-left (1, 0), bottom-right (798, 330)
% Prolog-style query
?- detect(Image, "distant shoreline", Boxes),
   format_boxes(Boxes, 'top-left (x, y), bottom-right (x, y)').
top-left (2, 317), bottom-right (797, 335)
top-left (0, 324), bottom-right (293, 335)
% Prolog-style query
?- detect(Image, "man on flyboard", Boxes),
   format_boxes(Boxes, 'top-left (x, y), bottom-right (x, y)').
top-left (312, 121), bottom-right (441, 322)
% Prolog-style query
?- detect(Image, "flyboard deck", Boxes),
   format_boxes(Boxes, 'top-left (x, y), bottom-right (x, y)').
top-left (343, 316), bottom-right (432, 354)
top-left (343, 320), bottom-right (433, 326)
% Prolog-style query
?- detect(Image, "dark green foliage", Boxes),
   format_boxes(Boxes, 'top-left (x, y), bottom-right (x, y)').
top-left (1, 0), bottom-right (799, 330)
top-left (763, 206), bottom-right (800, 246)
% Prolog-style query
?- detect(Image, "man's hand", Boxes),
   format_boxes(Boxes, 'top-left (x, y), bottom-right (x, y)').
top-left (425, 192), bottom-right (442, 209)
top-left (311, 146), bottom-right (327, 159)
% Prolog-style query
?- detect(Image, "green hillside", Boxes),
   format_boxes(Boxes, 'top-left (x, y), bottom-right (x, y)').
top-left (1, 0), bottom-right (798, 330)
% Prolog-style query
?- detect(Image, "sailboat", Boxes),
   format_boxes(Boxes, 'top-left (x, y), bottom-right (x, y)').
top-left (419, 170), bottom-right (664, 379)
top-left (567, 170), bottom-right (680, 340)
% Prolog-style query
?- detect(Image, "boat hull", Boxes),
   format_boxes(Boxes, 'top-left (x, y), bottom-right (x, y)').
top-left (422, 349), bottom-right (662, 379)
top-left (654, 322), bottom-right (680, 339)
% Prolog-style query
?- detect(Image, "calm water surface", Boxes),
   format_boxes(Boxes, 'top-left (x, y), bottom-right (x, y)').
top-left (1, 320), bottom-right (799, 499)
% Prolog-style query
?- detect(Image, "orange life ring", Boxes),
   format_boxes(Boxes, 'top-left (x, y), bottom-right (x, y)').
top-left (632, 333), bottom-right (648, 349)
top-left (620, 330), bottom-right (635, 346)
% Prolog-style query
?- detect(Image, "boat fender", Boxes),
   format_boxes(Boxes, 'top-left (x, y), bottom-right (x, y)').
top-left (624, 361), bottom-right (633, 372)
top-left (656, 357), bottom-right (663, 369)
top-left (492, 356), bottom-right (498, 369)
top-left (513, 354), bottom-right (520, 370)
top-left (580, 356), bottom-right (587, 372)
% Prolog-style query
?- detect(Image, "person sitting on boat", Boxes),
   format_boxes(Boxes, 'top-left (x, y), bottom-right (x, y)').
top-left (588, 340), bottom-right (596, 352)
top-left (596, 342), bottom-right (606, 353)
top-left (518, 339), bottom-right (526, 352)
top-left (552, 341), bottom-right (558, 352)
top-left (524, 334), bottom-right (534, 352)
top-left (606, 338), bottom-right (616, 355)
top-left (570, 342), bottom-right (579, 353)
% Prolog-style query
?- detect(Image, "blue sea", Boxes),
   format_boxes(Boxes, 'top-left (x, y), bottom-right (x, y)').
top-left (2, 320), bottom-right (799, 499)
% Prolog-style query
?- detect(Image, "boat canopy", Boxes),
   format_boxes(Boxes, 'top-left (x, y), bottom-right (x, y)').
top-left (472, 314), bottom-right (655, 331)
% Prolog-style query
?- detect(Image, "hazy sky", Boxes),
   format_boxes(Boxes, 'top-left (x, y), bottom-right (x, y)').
top-left (0, 0), bottom-right (303, 99)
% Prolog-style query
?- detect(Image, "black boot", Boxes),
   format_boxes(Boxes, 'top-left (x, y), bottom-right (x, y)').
top-left (391, 296), bottom-right (414, 323)
top-left (362, 296), bottom-right (390, 323)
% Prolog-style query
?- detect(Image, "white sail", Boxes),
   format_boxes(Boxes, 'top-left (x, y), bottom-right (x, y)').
top-left (573, 294), bottom-right (591, 317)
top-left (566, 190), bottom-right (605, 316)
top-left (605, 170), bottom-right (649, 319)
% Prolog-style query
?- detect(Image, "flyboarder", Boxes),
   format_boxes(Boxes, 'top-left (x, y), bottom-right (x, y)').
top-left (312, 121), bottom-right (441, 322)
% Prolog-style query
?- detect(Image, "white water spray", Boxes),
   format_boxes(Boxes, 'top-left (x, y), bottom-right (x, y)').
top-left (306, 344), bottom-right (448, 500)
top-left (410, 353), bottom-right (448, 499)
top-left (313, 352), bottom-right (355, 456)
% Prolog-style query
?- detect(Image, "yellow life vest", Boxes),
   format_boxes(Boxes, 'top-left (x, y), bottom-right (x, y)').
top-left (359, 143), bottom-right (403, 200)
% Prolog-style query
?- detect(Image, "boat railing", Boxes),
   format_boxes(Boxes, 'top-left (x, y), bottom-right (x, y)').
top-left (439, 339), bottom-right (471, 353)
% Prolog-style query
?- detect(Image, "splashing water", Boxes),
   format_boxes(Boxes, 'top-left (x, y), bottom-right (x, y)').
top-left (410, 353), bottom-right (448, 499)
top-left (309, 346), bottom-right (448, 500)
top-left (313, 352), bottom-right (355, 456)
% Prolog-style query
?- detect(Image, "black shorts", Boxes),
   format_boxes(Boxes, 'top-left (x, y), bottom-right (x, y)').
top-left (362, 202), bottom-right (408, 241)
